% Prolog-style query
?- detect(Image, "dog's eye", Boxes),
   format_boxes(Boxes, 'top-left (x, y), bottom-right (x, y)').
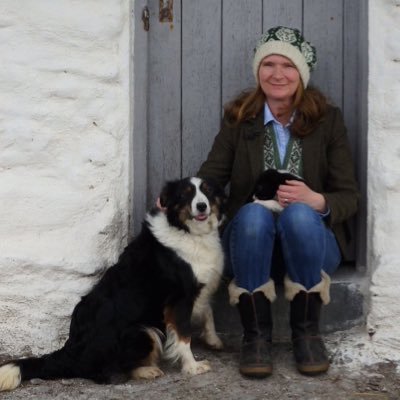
top-left (201, 183), bottom-right (212, 196)
top-left (180, 186), bottom-right (193, 200)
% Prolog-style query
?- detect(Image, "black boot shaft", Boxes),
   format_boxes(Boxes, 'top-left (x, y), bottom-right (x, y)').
top-left (237, 291), bottom-right (273, 342)
top-left (236, 291), bottom-right (273, 377)
top-left (290, 291), bottom-right (322, 339)
top-left (289, 291), bottom-right (329, 375)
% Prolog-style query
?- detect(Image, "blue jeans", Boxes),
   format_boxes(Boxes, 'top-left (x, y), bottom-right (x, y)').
top-left (222, 203), bottom-right (341, 292)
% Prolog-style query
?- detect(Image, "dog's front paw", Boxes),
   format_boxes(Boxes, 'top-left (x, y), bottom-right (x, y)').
top-left (182, 360), bottom-right (211, 376)
top-left (132, 366), bottom-right (164, 380)
top-left (253, 199), bottom-right (283, 213)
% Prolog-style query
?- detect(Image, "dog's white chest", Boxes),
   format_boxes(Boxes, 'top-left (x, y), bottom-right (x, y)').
top-left (148, 214), bottom-right (224, 286)
top-left (175, 237), bottom-right (224, 284)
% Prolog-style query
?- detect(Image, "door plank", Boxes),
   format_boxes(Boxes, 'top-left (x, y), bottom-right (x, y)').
top-left (222, 0), bottom-right (262, 106)
top-left (303, 0), bottom-right (343, 109)
top-left (343, 0), bottom-right (359, 154)
top-left (147, 0), bottom-right (182, 204)
top-left (181, 0), bottom-right (222, 177)
top-left (132, 0), bottom-right (149, 234)
top-left (263, 0), bottom-right (303, 31)
top-left (342, 0), bottom-right (360, 261)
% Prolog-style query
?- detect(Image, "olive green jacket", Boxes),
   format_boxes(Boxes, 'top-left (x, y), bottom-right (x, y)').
top-left (198, 105), bottom-right (359, 257)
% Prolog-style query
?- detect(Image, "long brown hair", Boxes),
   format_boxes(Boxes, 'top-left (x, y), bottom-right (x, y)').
top-left (224, 83), bottom-right (327, 137)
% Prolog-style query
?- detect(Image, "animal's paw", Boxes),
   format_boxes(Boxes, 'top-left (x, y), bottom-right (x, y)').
top-left (132, 366), bottom-right (164, 380)
top-left (202, 333), bottom-right (224, 350)
top-left (253, 199), bottom-right (283, 213)
top-left (182, 360), bottom-right (211, 376)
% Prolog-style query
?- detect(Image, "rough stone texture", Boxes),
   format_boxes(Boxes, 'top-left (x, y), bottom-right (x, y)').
top-left (366, 0), bottom-right (400, 364)
top-left (0, 0), bottom-right (131, 355)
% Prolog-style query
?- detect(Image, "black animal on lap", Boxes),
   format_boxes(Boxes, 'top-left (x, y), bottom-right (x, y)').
top-left (250, 169), bottom-right (304, 213)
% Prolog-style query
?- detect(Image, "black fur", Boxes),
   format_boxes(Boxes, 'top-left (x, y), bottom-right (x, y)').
top-left (251, 169), bottom-right (304, 201)
top-left (0, 177), bottom-right (226, 388)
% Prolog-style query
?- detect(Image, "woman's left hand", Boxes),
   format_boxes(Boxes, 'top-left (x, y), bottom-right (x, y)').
top-left (276, 180), bottom-right (327, 213)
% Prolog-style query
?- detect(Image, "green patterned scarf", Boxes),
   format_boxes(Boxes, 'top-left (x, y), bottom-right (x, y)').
top-left (263, 123), bottom-right (303, 176)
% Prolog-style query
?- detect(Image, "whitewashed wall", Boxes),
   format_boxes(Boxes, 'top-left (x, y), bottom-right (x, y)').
top-left (0, 0), bottom-right (400, 366)
top-left (366, 0), bottom-right (400, 361)
top-left (0, 0), bottom-right (131, 354)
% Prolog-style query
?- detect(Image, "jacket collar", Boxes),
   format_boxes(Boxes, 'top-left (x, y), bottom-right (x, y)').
top-left (242, 111), bottom-right (265, 180)
top-left (242, 110), bottom-right (320, 184)
top-left (242, 111), bottom-right (264, 140)
top-left (301, 126), bottom-right (320, 185)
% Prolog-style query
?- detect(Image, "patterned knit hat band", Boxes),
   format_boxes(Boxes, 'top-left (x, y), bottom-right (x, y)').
top-left (253, 26), bottom-right (317, 88)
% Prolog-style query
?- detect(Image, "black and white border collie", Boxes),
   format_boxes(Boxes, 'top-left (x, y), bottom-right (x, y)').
top-left (251, 169), bottom-right (304, 212)
top-left (0, 177), bottom-right (226, 391)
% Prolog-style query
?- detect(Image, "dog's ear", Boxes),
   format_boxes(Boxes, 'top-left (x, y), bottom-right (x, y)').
top-left (159, 180), bottom-right (179, 208)
top-left (159, 183), bottom-right (170, 208)
top-left (255, 183), bottom-right (265, 195)
top-left (201, 177), bottom-right (227, 203)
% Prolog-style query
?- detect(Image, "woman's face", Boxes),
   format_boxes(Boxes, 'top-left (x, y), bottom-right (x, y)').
top-left (258, 54), bottom-right (301, 103)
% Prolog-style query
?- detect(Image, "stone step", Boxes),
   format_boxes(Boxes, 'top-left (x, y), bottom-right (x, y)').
top-left (212, 266), bottom-right (366, 341)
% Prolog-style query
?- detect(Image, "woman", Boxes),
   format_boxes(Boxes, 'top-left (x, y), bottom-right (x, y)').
top-left (197, 26), bottom-right (359, 377)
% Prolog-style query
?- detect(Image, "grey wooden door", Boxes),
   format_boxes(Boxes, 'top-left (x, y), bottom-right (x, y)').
top-left (133, 0), bottom-right (367, 266)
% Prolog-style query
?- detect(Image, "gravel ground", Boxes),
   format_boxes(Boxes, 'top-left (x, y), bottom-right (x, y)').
top-left (1, 331), bottom-right (399, 400)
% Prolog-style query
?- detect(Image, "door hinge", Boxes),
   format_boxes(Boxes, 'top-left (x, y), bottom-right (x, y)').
top-left (142, 6), bottom-right (150, 32)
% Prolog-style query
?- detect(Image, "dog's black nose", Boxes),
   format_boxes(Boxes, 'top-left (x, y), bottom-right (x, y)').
top-left (196, 202), bottom-right (207, 212)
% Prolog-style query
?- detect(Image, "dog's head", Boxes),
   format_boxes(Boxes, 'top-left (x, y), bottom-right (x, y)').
top-left (252, 169), bottom-right (304, 200)
top-left (159, 177), bottom-right (226, 234)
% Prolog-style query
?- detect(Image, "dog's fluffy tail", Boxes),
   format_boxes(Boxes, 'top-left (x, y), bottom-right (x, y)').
top-left (0, 363), bottom-right (21, 391)
top-left (0, 348), bottom-right (75, 391)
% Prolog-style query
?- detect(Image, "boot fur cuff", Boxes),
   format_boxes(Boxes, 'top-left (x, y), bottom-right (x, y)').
top-left (228, 280), bottom-right (277, 305)
top-left (253, 280), bottom-right (277, 303)
top-left (284, 271), bottom-right (331, 305)
top-left (228, 280), bottom-right (249, 306)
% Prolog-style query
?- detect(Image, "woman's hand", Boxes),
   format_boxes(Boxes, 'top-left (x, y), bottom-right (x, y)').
top-left (276, 180), bottom-right (327, 213)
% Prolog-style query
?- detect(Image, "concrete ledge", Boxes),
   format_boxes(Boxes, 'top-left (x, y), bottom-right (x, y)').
top-left (213, 267), bottom-right (366, 341)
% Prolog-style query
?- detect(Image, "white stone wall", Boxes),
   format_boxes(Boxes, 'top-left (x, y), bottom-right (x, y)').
top-left (0, 0), bottom-right (131, 355)
top-left (366, 0), bottom-right (400, 362)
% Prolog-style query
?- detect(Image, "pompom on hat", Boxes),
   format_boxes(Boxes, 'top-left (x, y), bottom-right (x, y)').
top-left (253, 26), bottom-right (317, 88)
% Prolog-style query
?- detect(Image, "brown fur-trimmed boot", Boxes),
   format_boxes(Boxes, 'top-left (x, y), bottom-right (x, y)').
top-left (229, 280), bottom-right (276, 378)
top-left (284, 273), bottom-right (331, 375)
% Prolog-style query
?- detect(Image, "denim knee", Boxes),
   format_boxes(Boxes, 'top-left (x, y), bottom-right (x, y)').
top-left (278, 203), bottom-right (321, 236)
top-left (277, 203), bottom-right (329, 289)
top-left (224, 203), bottom-right (276, 291)
top-left (233, 203), bottom-right (275, 238)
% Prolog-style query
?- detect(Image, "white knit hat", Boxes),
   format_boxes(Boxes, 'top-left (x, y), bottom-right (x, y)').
top-left (253, 26), bottom-right (317, 88)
